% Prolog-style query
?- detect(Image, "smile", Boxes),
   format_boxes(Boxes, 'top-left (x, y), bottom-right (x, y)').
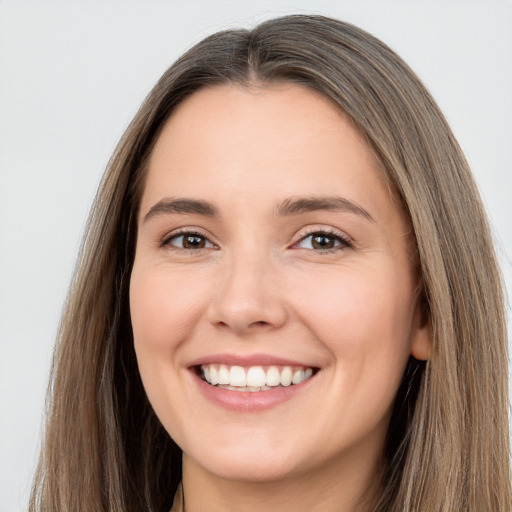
top-left (199, 364), bottom-right (314, 392)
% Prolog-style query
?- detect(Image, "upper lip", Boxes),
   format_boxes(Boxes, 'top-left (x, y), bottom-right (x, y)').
top-left (187, 353), bottom-right (318, 368)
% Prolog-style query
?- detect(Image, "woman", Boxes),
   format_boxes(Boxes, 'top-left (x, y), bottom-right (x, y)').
top-left (30, 14), bottom-right (510, 512)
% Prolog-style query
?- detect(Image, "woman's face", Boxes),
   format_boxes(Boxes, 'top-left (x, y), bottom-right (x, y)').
top-left (130, 83), bottom-right (430, 485)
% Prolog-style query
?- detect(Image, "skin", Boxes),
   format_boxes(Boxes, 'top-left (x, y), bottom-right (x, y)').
top-left (130, 83), bottom-right (431, 512)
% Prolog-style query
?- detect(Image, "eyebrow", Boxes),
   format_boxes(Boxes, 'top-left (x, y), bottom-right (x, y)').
top-left (143, 195), bottom-right (374, 223)
top-left (143, 198), bottom-right (218, 223)
top-left (275, 196), bottom-right (375, 222)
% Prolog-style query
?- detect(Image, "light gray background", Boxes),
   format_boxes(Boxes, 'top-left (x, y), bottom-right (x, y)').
top-left (1, 1), bottom-right (511, 510)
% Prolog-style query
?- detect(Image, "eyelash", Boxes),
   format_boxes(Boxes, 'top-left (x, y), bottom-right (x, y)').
top-left (293, 228), bottom-right (353, 253)
top-left (160, 228), bottom-right (353, 253)
top-left (161, 229), bottom-right (217, 252)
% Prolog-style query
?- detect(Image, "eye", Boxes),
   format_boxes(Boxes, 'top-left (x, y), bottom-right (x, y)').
top-left (295, 230), bottom-right (352, 251)
top-left (162, 231), bottom-right (216, 250)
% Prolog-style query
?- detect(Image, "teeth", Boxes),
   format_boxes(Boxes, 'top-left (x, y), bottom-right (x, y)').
top-left (247, 366), bottom-right (266, 387)
top-left (280, 367), bottom-right (292, 386)
top-left (229, 366), bottom-right (247, 387)
top-left (292, 369), bottom-right (304, 385)
top-left (200, 364), bottom-right (314, 390)
top-left (218, 365), bottom-right (230, 385)
top-left (266, 366), bottom-right (280, 386)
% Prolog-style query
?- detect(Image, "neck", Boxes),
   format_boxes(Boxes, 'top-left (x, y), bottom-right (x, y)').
top-left (181, 450), bottom-right (382, 512)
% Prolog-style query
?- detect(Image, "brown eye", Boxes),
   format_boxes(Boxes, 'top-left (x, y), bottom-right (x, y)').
top-left (183, 235), bottom-right (206, 249)
top-left (311, 234), bottom-right (336, 250)
top-left (295, 231), bottom-right (351, 252)
top-left (165, 232), bottom-right (215, 250)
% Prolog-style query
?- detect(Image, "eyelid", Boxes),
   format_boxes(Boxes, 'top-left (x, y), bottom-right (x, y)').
top-left (159, 225), bottom-right (353, 252)
top-left (291, 226), bottom-right (353, 251)
top-left (160, 227), bottom-right (218, 250)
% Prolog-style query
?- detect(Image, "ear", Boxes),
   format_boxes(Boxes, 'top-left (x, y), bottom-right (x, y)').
top-left (410, 297), bottom-right (432, 361)
top-left (410, 323), bottom-right (431, 361)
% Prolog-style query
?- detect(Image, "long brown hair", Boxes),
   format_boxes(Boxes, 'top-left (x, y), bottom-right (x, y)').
top-left (30, 14), bottom-right (510, 512)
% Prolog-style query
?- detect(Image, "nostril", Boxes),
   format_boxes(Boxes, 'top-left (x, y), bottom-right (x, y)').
top-left (250, 320), bottom-right (271, 328)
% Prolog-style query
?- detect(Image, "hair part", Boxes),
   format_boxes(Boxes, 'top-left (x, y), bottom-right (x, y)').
top-left (30, 14), bottom-right (510, 512)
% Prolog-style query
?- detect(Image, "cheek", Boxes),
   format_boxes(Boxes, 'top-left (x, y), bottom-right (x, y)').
top-left (129, 264), bottom-right (211, 355)
top-left (129, 263), bottom-right (214, 433)
top-left (293, 264), bottom-right (415, 372)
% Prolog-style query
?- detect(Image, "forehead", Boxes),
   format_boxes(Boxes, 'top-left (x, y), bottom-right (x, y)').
top-left (150, 82), bottom-right (377, 168)
top-left (141, 83), bottom-right (400, 227)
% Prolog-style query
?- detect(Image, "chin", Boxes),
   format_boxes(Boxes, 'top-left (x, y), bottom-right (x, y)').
top-left (184, 440), bottom-right (306, 484)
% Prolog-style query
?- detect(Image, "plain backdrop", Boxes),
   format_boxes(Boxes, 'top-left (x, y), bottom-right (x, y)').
top-left (1, 1), bottom-right (511, 510)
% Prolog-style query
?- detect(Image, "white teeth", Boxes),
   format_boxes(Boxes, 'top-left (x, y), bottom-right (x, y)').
top-left (266, 366), bottom-right (281, 387)
top-left (200, 363), bottom-right (315, 390)
top-left (280, 367), bottom-right (293, 386)
top-left (292, 369), bottom-right (304, 385)
top-left (247, 366), bottom-right (266, 387)
top-left (229, 366), bottom-right (247, 387)
top-left (218, 364), bottom-right (230, 385)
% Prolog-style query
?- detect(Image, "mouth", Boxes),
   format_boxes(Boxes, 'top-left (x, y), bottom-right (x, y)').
top-left (196, 364), bottom-right (316, 392)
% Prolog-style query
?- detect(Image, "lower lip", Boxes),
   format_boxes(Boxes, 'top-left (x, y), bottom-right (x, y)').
top-left (192, 371), bottom-right (315, 412)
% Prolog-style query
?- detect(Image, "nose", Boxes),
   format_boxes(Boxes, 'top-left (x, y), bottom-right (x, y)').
top-left (207, 251), bottom-right (288, 335)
